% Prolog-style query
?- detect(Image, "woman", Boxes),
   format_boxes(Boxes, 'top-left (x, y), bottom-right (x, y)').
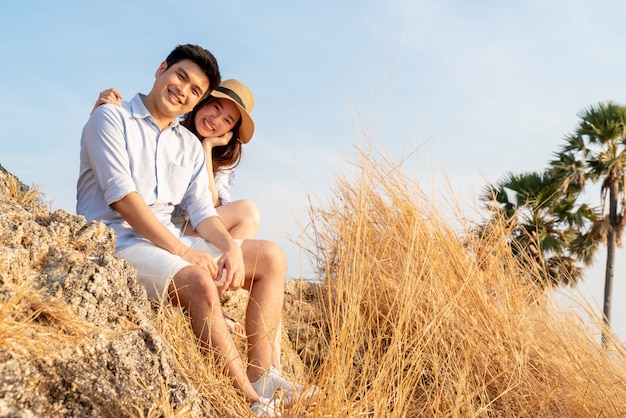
top-left (180, 79), bottom-right (260, 240)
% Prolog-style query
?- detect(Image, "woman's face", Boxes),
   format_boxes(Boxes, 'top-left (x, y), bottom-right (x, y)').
top-left (194, 98), bottom-right (241, 145)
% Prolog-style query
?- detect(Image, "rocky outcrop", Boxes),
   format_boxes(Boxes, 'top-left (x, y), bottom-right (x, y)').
top-left (0, 164), bottom-right (323, 417)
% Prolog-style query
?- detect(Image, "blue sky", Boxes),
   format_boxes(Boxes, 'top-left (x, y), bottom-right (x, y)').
top-left (1, 0), bottom-right (625, 343)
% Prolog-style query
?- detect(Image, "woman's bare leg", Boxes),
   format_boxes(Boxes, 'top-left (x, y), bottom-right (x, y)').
top-left (217, 199), bottom-right (260, 239)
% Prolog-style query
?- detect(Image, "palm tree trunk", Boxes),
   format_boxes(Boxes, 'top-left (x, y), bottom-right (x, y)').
top-left (602, 179), bottom-right (618, 345)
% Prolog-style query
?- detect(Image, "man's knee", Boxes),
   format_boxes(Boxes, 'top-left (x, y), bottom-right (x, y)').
top-left (169, 266), bottom-right (219, 306)
top-left (250, 240), bottom-right (287, 276)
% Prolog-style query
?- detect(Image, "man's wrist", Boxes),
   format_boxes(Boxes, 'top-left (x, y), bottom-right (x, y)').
top-left (174, 244), bottom-right (190, 258)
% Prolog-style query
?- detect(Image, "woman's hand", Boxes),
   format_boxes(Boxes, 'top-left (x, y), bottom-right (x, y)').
top-left (91, 88), bottom-right (123, 112)
top-left (202, 131), bottom-right (233, 148)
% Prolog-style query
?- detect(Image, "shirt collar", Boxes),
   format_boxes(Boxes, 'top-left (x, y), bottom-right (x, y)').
top-left (129, 93), bottom-right (183, 133)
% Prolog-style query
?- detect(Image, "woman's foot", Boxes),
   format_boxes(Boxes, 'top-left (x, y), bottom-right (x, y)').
top-left (224, 313), bottom-right (246, 338)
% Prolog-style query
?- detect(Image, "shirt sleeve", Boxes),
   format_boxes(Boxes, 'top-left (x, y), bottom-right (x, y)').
top-left (214, 168), bottom-right (236, 205)
top-left (179, 147), bottom-right (219, 228)
top-left (81, 105), bottom-right (137, 206)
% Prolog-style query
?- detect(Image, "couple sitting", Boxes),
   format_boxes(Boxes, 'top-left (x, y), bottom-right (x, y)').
top-left (77, 44), bottom-right (315, 417)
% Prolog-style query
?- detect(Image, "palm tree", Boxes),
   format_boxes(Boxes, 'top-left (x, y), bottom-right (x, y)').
top-left (480, 170), bottom-right (598, 287)
top-left (550, 101), bottom-right (626, 341)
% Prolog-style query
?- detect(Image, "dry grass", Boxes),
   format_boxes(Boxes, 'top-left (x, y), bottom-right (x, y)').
top-left (301, 145), bottom-right (626, 417)
top-left (2, 143), bottom-right (625, 417)
top-left (0, 280), bottom-right (98, 356)
top-left (0, 274), bottom-right (245, 417)
top-left (6, 172), bottom-right (42, 206)
top-left (146, 301), bottom-right (253, 417)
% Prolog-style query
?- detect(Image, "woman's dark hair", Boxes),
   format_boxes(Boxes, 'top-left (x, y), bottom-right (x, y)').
top-left (181, 96), bottom-right (243, 173)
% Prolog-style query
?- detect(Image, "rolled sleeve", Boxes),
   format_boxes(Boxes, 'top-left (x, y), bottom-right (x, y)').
top-left (77, 105), bottom-right (141, 227)
top-left (83, 105), bottom-right (138, 205)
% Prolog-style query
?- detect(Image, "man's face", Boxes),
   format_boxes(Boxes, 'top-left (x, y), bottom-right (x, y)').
top-left (149, 59), bottom-right (210, 121)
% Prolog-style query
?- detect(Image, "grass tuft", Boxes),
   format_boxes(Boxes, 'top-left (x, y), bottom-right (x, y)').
top-left (301, 145), bottom-right (626, 417)
top-left (6, 172), bottom-right (42, 206)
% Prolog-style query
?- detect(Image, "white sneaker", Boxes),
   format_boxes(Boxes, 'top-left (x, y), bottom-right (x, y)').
top-left (251, 396), bottom-right (281, 417)
top-left (251, 366), bottom-right (318, 405)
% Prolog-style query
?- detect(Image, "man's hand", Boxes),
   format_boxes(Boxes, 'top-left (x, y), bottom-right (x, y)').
top-left (216, 245), bottom-right (245, 294)
top-left (195, 216), bottom-right (246, 295)
top-left (178, 246), bottom-right (220, 279)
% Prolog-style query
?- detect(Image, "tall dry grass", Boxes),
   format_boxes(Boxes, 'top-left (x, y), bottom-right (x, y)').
top-left (143, 303), bottom-right (254, 417)
top-left (3, 142), bottom-right (626, 417)
top-left (302, 146), bottom-right (626, 417)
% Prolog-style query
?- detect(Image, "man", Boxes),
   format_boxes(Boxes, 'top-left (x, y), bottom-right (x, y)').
top-left (77, 44), bottom-right (305, 416)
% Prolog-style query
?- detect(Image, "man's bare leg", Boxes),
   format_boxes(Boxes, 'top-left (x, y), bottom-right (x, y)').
top-left (240, 239), bottom-right (287, 384)
top-left (169, 265), bottom-right (261, 402)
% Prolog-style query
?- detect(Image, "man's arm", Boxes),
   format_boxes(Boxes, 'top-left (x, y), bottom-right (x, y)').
top-left (112, 192), bottom-right (221, 277)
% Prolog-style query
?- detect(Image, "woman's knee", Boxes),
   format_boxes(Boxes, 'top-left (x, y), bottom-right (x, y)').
top-left (235, 199), bottom-right (261, 231)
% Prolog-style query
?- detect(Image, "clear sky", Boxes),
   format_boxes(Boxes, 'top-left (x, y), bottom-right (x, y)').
top-left (1, 0), bottom-right (625, 343)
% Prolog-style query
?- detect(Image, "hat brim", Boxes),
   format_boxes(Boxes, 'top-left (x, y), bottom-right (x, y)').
top-left (210, 90), bottom-right (255, 144)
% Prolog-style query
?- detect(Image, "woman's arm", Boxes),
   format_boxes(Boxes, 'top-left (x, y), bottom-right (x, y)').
top-left (201, 138), bottom-right (222, 207)
top-left (91, 88), bottom-right (124, 112)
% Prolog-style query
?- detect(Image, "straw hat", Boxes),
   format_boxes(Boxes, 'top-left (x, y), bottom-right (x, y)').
top-left (210, 79), bottom-right (255, 143)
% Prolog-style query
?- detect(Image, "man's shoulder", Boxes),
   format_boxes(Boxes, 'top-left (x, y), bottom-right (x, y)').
top-left (90, 96), bottom-right (156, 132)
top-left (90, 101), bottom-right (132, 122)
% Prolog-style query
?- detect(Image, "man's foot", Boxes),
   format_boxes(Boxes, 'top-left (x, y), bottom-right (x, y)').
top-left (251, 397), bottom-right (281, 417)
top-left (223, 313), bottom-right (246, 338)
top-left (251, 366), bottom-right (318, 405)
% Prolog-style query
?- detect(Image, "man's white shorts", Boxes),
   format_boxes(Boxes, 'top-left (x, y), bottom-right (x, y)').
top-left (117, 236), bottom-right (242, 301)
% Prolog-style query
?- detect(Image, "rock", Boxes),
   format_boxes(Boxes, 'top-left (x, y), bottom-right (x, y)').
top-left (0, 164), bottom-right (321, 417)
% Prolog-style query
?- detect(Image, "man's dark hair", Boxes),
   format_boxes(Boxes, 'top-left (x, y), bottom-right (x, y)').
top-left (165, 44), bottom-right (221, 95)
